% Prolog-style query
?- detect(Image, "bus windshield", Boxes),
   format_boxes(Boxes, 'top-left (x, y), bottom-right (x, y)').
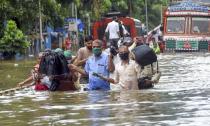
top-left (166, 17), bottom-right (185, 33)
top-left (191, 17), bottom-right (210, 34)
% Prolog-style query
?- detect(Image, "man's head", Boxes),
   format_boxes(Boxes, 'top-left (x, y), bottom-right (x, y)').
top-left (136, 36), bottom-right (144, 46)
top-left (54, 48), bottom-right (63, 54)
top-left (118, 45), bottom-right (129, 61)
top-left (92, 39), bottom-right (103, 57)
top-left (110, 46), bottom-right (118, 56)
top-left (64, 50), bottom-right (72, 60)
top-left (64, 50), bottom-right (72, 64)
top-left (85, 35), bottom-right (93, 50)
top-left (122, 37), bottom-right (133, 47)
top-left (113, 16), bottom-right (118, 22)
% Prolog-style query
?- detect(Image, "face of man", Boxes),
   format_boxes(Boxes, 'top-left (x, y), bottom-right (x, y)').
top-left (119, 46), bottom-right (128, 54)
top-left (118, 46), bottom-right (129, 61)
top-left (136, 37), bottom-right (144, 46)
top-left (92, 41), bottom-right (102, 57)
top-left (85, 40), bottom-right (93, 50)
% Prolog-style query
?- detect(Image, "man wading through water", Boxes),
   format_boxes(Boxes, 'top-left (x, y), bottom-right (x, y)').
top-left (74, 36), bottom-right (93, 84)
top-left (110, 45), bottom-right (140, 90)
top-left (70, 39), bottom-right (115, 91)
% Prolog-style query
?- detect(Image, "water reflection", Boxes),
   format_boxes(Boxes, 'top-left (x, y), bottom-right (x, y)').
top-left (0, 53), bottom-right (210, 125)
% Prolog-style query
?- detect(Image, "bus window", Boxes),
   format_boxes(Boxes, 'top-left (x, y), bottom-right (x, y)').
top-left (97, 26), bottom-right (106, 40)
top-left (124, 25), bottom-right (131, 35)
top-left (191, 17), bottom-right (210, 34)
top-left (166, 17), bottom-right (185, 33)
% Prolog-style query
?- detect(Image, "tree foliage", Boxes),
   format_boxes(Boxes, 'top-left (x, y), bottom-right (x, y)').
top-left (0, 0), bottom-right (169, 36)
top-left (0, 20), bottom-right (29, 55)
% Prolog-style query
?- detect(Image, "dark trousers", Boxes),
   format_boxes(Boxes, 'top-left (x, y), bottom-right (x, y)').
top-left (108, 38), bottom-right (119, 49)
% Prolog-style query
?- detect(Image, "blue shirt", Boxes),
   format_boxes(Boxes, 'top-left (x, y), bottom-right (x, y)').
top-left (85, 53), bottom-right (110, 90)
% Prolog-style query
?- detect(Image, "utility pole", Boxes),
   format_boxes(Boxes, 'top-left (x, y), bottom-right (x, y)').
top-left (145, 0), bottom-right (148, 35)
top-left (128, 0), bottom-right (132, 17)
top-left (161, 1), bottom-right (163, 23)
top-left (39, 0), bottom-right (43, 51)
top-left (75, 4), bottom-right (78, 50)
top-left (86, 13), bottom-right (90, 36)
top-left (145, 0), bottom-right (149, 43)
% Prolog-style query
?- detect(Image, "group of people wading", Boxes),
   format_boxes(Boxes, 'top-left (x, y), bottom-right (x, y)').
top-left (18, 17), bottom-right (161, 91)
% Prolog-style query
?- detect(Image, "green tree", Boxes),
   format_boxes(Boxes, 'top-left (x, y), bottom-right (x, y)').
top-left (0, 20), bottom-right (29, 57)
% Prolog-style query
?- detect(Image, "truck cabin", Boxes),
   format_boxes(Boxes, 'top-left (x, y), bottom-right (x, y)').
top-left (163, 1), bottom-right (210, 51)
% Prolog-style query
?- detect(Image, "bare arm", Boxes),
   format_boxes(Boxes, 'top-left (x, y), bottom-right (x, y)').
top-left (108, 55), bottom-right (115, 72)
top-left (71, 56), bottom-right (77, 64)
top-left (17, 76), bottom-right (33, 87)
top-left (74, 58), bottom-right (87, 66)
top-left (68, 64), bottom-right (87, 76)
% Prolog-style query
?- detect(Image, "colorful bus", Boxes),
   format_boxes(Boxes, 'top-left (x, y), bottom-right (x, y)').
top-left (163, 1), bottom-right (210, 51)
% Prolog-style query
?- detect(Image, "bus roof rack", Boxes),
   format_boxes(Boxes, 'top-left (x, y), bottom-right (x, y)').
top-left (103, 11), bottom-right (127, 18)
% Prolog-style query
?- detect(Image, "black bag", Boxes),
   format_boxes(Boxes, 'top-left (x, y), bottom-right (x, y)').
top-left (39, 50), bottom-right (70, 91)
top-left (138, 76), bottom-right (153, 89)
top-left (39, 50), bottom-right (69, 76)
top-left (132, 45), bottom-right (157, 66)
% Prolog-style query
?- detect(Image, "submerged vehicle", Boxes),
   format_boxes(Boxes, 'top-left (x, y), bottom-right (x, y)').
top-left (162, 1), bottom-right (210, 51)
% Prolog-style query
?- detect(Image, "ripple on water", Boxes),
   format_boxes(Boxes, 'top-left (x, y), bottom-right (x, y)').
top-left (0, 53), bottom-right (210, 126)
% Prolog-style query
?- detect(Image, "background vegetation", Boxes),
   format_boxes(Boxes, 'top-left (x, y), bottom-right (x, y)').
top-left (0, 0), bottom-right (168, 35)
top-left (0, 0), bottom-right (168, 57)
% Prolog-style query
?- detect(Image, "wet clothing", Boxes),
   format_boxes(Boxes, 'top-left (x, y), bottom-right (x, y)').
top-left (114, 60), bottom-right (140, 90)
top-left (138, 62), bottom-right (160, 83)
top-left (79, 76), bottom-right (89, 84)
top-left (35, 83), bottom-right (49, 91)
top-left (137, 61), bottom-right (161, 89)
top-left (85, 53), bottom-right (110, 90)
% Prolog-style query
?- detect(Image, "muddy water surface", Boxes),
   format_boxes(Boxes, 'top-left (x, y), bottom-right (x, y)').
top-left (0, 53), bottom-right (210, 126)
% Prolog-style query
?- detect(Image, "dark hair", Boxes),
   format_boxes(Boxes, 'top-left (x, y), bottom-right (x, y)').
top-left (85, 35), bottom-right (93, 42)
top-left (113, 16), bottom-right (118, 21)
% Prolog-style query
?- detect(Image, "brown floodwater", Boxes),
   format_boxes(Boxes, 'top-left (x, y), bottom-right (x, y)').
top-left (0, 59), bottom-right (36, 90)
top-left (0, 53), bottom-right (210, 126)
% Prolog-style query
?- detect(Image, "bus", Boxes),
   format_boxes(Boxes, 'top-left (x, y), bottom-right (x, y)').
top-left (162, 1), bottom-right (210, 51)
top-left (92, 13), bottom-right (144, 46)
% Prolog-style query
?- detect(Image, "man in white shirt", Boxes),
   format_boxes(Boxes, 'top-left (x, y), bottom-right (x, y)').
top-left (105, 16), bottom-right (120, 49)
top-left (109, 45), bottom-right (140, 90)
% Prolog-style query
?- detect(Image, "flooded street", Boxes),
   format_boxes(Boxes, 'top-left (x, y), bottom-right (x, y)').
top-left (0, 53), bottom-right (210, 126)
